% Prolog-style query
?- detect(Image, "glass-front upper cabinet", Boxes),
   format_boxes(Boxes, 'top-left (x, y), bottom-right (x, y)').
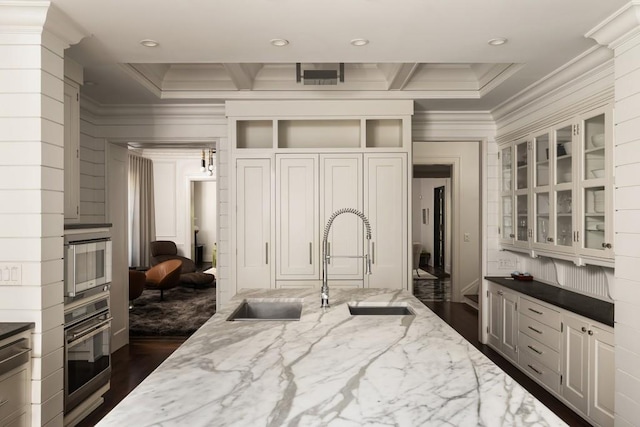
top-left (577, 107), bottom-right (613, 258)
top-left (497, 103), bottom-right (613, 266)
top-left (500, 145), bottom-right (514, 243)
top-left (533, 132), bottom-right (551, 247)
top-left (514, 140), bottom-right (530, 247)
top-left (552, 121), bottom-right (575, 254)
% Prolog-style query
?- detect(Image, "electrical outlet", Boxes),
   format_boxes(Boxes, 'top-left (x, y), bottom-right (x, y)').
top-left (0, 263), bottom-right (21, 285)
top-left (464, 233), bottom-right (470, 242)
top-left (498, 258), bottom-right (516, 269)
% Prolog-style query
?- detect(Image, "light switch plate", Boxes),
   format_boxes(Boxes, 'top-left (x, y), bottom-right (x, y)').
top-left (0, 263), bottom-right (21, 285)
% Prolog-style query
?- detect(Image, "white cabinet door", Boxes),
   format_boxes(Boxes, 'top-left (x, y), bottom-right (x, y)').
top-left (501, 290), bottom-right (519, 362)
top-left (64, 81), bottom-right (80, 220)
top-left (588, 325), bottom-right (615, 427)
top-left (486, 283), bottom-right (518, 363)
top-left (562, 314), bottom-right (589, 414)
top-left (365, 154), bottom-right (407, 288)
top-left (236, 158), bottom-right (272, 289)
top-left (487, 284), bottom-right (502, 350)
top-left (320, 154), bottom-right (363, 281)
top-left (276, 155), bottom-right (319, 281)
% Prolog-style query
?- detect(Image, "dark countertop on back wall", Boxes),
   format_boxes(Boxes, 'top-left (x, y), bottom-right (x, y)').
top-left (64, 223), bottom-right (112, 230)
top-left (486, 276), bottom-right (614, 327)
top-left (0, 322), bottom-right (34, 341)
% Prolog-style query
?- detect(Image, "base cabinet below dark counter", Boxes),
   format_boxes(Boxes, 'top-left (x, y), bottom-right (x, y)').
top-left (485, 281), bottom-right (614, 427)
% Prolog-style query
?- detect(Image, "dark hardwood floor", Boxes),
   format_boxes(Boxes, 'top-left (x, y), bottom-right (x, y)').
top-left (78, 301), bottom-right (590, 426)
top-left (76, 338), bottom-right (185, 427)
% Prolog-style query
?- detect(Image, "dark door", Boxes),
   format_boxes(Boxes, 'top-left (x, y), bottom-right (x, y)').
top-left (433, 186), bottom-right (445, 269)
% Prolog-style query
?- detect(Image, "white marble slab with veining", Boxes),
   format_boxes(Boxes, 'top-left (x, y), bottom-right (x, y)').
top-left (98, 288), bottom-right (566, 426)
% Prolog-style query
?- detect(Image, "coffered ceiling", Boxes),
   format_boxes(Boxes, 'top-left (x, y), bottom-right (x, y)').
top-left (53, 0), bottom-right (627, 111)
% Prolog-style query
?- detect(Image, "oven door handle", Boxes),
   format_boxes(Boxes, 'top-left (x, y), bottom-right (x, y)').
top-left (67, 317), bottom-right (112, 344)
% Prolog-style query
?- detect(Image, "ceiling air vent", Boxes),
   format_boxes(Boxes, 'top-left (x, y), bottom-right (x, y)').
top-left (296, 63), bottom-right (344, 85)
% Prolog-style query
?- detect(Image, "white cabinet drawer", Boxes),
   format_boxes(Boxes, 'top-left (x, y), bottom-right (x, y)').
top-left (519, 314), bottom-right (561, 351)
top-left (0, 367), bottom-right (28, 421)
top-left (518, 332), bottom-right (560, 372)
top-left (519, 352), bottom-right (561, 394)
top-left (520, 297), bottom-right (561, 330)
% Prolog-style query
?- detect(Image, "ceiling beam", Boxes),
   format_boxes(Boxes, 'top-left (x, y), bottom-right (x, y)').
top-left (383, 63), bottom-right (419, 90)
top-left (223, 63), bottom-right (261, 90)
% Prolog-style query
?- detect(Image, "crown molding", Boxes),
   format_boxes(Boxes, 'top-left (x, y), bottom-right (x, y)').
top-left (492, 46), bottom-right (613, 126)
top-left (0, 1), bottom-right (87, 51)
top-left (81, 95), bottom-right (226, 121)
top-left (412, 110), bottom-right (496, 141)
top-left (0, 1), bottom-right (49, 34)
top-left (586, 1), bottom-right (640, 50)
top-left (44, 4), bottom-right (87, 48)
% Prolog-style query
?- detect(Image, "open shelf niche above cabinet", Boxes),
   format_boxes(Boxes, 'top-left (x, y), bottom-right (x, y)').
top-left (228, 100), bottom-right (411, 151)
top-left (236, 118), bottom-right (404, 150)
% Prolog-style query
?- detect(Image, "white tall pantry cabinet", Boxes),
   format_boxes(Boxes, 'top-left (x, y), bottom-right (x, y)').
top-left (226, 101), bottom-right (412, 305)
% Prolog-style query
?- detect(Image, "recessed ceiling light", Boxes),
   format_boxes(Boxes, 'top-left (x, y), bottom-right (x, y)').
top-left (488, 37), bottom-right (507, 46)
top-left (350, 38), bottom-right (369, 47)
top-left (270, 39), bottom-right (289, 47)
top-left (140, 39), bottom-right (159, 47)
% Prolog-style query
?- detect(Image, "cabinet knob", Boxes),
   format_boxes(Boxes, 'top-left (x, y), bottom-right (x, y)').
top-left (605, 243), bottom-right (612, 249)
top-left (581, 326), bottom-right (587, 333)
top-left (588, 330), bottom-right (594, 336)
top-left (509, 234), bottom-right (515, 238)
top-left (546, 237), bottom-right (554, 242)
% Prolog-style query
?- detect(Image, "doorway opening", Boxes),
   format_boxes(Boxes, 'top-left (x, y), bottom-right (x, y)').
top-left (412, 165), bottom-right (452, 303)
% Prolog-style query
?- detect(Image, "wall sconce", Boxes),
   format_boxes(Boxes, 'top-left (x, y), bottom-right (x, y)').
top-left (201, 148), bottom-right (216, 176)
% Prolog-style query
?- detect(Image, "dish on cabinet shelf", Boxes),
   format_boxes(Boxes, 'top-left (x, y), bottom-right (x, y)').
top-left (591, 169), bottom-right (605, 179)
top-left (560, 171), bottom-right (572, 182)
top-left (563, 142), bottom-right (572, 155)
top-left (591, 133), bottom-right (605, 147)
top-left (587, 223), bottom-right (604, 231)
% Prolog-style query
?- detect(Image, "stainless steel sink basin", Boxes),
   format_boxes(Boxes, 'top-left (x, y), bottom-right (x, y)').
top-left (348, 302), bottom-right (415, 316)
top-left (226, 300), bottom-right (303, 321)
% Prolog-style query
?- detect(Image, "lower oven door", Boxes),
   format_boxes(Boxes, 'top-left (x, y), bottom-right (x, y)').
top-left (64, 314), bottom-right (112, 413)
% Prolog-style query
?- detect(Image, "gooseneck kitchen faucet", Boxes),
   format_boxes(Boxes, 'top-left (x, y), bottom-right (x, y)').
top-left (321, 208), bottom-right (372, 308)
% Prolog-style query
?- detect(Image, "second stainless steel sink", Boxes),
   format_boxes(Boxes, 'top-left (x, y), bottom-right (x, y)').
top-left (227, 300), bottom-right (303, 321)
top-left (348, 302), bottom-right (415, 316)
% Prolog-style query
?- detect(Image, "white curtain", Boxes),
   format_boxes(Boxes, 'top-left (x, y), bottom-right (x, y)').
top-left (129, 154), bottom-right (156, 267)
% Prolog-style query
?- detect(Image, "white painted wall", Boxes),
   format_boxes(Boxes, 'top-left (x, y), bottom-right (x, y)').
top-left (143, 150), bottom-right (217, 260)
top-left (194, 180), bottom-right (217, 262)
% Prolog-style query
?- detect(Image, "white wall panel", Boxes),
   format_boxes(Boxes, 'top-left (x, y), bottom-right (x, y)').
top-left (153, 161), bottom-right (177, 238)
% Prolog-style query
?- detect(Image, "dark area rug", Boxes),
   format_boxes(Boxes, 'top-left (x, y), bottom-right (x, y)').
top-left (129, 286), bottom-right (216, 337)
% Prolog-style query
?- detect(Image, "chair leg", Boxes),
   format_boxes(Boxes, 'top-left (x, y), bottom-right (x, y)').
top-left (160, 289), bottom-right (164, 301)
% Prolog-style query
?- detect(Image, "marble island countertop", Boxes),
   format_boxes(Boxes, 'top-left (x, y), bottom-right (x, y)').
top-left (99, 288), bottom-right (566, 426)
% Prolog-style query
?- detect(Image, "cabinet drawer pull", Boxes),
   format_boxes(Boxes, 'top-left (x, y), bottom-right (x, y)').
top-left (527, 364), bottom-right (542, 375)
top-left (528, 326), bottom-right (543, 334)
top-left (528, 308), bottom-right (543, 315)
top-left (527, 345), bottom-right (543, 355)
top-left (265, 242), bottom-right (269, 264)
top-left (309, 242), bottom-right (312, 265)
